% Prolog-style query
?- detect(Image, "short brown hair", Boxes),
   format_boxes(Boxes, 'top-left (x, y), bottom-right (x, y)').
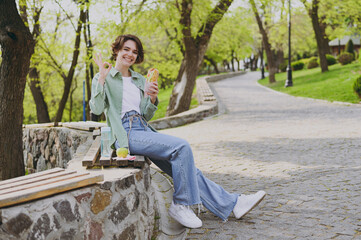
top-left (111, 34), bottom-right (144, 64)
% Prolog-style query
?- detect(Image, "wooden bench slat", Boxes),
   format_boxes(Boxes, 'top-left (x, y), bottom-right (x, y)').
top-left (0, 173), bottom-right (104, 208)
top-left (0, 171), bottom-right (88, 195)
top-left (62, 122), bottom-right (105, 132)
top-left (82, 136), bottom-right (101, 166)
top-left (0, 168), bottom-right (65, 186)
top-left (0, 170), bottom-right (78, 192)
top-left (99, 156), bottom-right (112, 166)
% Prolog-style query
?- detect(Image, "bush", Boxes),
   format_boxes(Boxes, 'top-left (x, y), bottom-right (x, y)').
top-left (326, 54), bottom-right (337, 66)
top-left (353, 75), bottom-right (361, 99)
top-left (338, 52), bottom-right (354, 65)
top-left (291, 61), bottom-right (305, 71)
top-left (307, 57), bottom-right (319, 69)
top-left (345, 39), bottom-right (355, 59)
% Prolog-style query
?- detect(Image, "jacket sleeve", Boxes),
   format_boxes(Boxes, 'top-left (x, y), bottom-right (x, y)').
top-left (89, 73), bottom-right (107, 115)
top-left (142, 96), bottom-right (158, 121)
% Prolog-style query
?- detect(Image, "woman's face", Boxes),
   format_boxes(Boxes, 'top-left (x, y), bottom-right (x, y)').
top-left (115, 40), bottom-right (138, 68)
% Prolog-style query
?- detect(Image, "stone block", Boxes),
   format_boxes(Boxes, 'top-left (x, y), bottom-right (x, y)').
top-left (74, 192), bottom-right (92, 203)
top-left (135, 170), bottom-right (143, 181)
top-left (28, 213), bottom-right (52, 240)
top-left (99, 181), bottom-right (112, 190)
top-left (115, 175), bottom-right (135, 191)
top-left (85, 221), bottom-right (103, 240)
top-left (60, 228), bottom-right (76, 240)
top-left (114, 224), bottom-right (136, 240)
top-left (53, 200), bottom-right (76, 222)
top-left (4, 213), bottom-right (32, 237)
top-left (108, 198), bottom-right (130, 224)
top-left (90, 190), bottom-right (112, 214)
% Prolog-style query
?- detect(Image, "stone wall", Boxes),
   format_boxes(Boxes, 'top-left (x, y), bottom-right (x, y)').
top-left (23, 127), bottom-right (92, 173)
top-left (0, 166), bottom-right (155, 240)
top-left (149, 71), bottom-right (245, 130)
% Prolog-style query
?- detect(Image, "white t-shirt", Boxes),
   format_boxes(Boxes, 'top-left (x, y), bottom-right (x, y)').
top-left (121, 76), bottom-right (141, 118)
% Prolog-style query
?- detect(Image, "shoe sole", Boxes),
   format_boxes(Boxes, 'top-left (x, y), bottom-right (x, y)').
top-left (238, 191), bottom-right (266, 219)
top-left (168, 210), bottom-right (202, 229)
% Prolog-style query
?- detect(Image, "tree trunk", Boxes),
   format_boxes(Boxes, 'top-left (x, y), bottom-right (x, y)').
top-left (234, 57), bottom-right (241, 71)
top-left (84, 3), bottom-right (94, 121)
top-left (250, 0), bottom-right (276, 83)
top-left (69, 80), bottom-right (78, 122)
top-left (0, 0), bottom-right (35, 180)
top-left (224, 60), bottom-right (230, 71)
top-left (250, 53), bottom-right (259, 71)
top-left (308, 0), bottom-right (328, 72)
top-left (29, 67), bottom-right (50, 123)
top-left (55, 8), bottom-right (86, 123)
top-left (166, 0), bottom-right (234, 116)
top-left (274, 49), bottom-right (284, 72)
top-left (19, 0), bottom-right (49, 124)
top-left (204, 55), bottom-right (220, 74)
top-left (231, 50), bottom-right (235, 72)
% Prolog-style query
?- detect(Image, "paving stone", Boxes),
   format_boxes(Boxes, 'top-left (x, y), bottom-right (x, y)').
top-left (160, 71), bottom-right (361, 239)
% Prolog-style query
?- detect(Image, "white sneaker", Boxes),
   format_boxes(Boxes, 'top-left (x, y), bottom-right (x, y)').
top-left (233, 190), bottom-right (266, 219)
top-left (168, 201), bottom-right (202, 228)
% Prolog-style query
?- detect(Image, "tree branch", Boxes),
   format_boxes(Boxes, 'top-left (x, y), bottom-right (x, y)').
top-left (120, 0), bottom-right (147, 33)
top-left (196, 0), bottom-right (233, 47)
top-left (54, 0), bottom-right (76, 31)
top-left (180, 0), bottom-right (193, 48)
top-left (38, 37), bottom-right (66, 79)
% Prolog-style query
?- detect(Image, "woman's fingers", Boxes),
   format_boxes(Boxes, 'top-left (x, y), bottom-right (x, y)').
top-left (93, 53), bottom-right (104, 68)
top-left (148, 82), bottom-right (159, 96)
top-left (103, 62), bottom-right (111, 69)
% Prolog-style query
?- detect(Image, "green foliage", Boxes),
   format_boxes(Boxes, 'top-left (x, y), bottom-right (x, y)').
top-left (291, 61), bottom-right (305, 71)
top-left (345, 39), bottom-right (355, 58)
top-left (353, 75), bottom-right (361, 99)
top-left (279, 60), bottom-right (288, 72)
top-left (151, 87), bottom-right (198, 121)
top-left (258, 62), bottom-right (361, 104)
top-left (307, 57), bottom-right (319, 69)
top-left (326, 54), bottom-right (337, 66)
top-left (291, 9), bottom-right (318, 58)
top-left (338, 52), bottom-right (354, 65)
top-left (207, 8), bottom-right (254, 68)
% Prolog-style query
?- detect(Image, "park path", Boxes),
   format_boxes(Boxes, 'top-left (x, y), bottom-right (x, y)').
top-left (161, 71), bottom-right (361, 240)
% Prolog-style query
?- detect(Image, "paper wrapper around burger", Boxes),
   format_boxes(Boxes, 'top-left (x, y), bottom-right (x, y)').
top-left (146, 68), bottom-right (159, 83)
top-left (144, 68), bottom-right (158, 97)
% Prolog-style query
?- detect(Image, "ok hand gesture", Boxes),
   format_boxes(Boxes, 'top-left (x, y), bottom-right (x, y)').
top-left (93, 53), bottom-right (112, 86)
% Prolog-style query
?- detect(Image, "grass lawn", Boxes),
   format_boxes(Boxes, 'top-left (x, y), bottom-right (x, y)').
top-left (258, 62), bottom-right (361, 104)
top-left (152, 87), bottom-right (198, 120)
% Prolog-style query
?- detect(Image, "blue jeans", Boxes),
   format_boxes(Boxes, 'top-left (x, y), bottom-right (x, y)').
top-left (115, 111), bottom-right (238, 220)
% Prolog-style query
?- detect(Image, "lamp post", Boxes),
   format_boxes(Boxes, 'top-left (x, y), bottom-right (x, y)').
top-left (285, 0), bottom-right (293, 87)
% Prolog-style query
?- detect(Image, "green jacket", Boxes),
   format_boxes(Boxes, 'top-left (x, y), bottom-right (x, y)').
top-left (89, 67), bottom-right (158, 148)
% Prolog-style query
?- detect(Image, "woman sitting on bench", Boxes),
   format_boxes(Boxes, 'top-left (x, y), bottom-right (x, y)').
top-left (89, 34), bottom-right (266, 229)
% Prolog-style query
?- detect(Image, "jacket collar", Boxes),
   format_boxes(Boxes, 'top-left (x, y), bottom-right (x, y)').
top-left (109, 67), bottom-right (144, 90)
top-left (109, 67), bottom-right (140, 80)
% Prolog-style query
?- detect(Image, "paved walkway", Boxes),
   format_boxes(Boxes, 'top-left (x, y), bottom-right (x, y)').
top-left (161, 71), bottom-right (361, 240)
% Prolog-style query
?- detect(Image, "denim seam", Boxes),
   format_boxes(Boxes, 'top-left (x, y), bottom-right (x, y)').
top-left (200, 195), bottom-right (227, 221)
top-left (129, 137), bottom-right (198, 206)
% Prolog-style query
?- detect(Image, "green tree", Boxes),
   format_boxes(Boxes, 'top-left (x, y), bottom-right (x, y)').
top-left (206, 8), bottom-right (254, 72)
top-left (301, 0), bottom-right (330, 72)
top-left (20, 0), bottom-right (51, 123)
top-left (345, 39), bottom-right (354, 57)
top-left (249, 0), bottom-right (281, 83)
top-left (166, 0), bottom-right (234, 116)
